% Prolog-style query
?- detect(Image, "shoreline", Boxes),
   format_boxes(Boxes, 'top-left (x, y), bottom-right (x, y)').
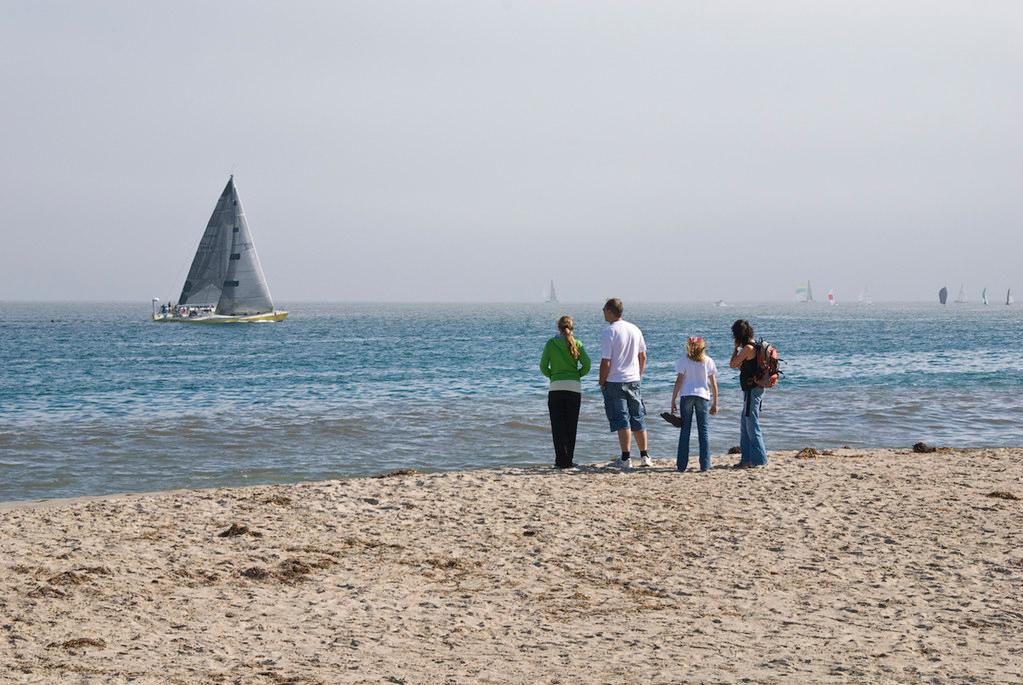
top-left (2, 447), bottom-right (1020, 683)
top-left (3, 444), bottom-right (1018, 511)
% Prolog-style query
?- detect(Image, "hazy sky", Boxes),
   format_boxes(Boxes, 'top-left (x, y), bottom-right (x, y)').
top-left (1, 1), bottom-right (1020, 302)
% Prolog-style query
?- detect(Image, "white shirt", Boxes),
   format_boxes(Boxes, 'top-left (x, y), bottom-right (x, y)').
top-left (674, 355), bottom-right (717, 401)
top-left (600, 319), bottom-right (647, 383)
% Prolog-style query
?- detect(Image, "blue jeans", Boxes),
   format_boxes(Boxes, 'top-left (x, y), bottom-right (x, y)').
top-left (601, 381), bottom-right (646, 432)
top-left (740, 387), bottom-right (768, 466)
top-left (677, 396), bottom-right (710, 471)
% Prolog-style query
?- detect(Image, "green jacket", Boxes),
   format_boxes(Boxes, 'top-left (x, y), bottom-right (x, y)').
top-left (540, 336), bottom-right (591, 382)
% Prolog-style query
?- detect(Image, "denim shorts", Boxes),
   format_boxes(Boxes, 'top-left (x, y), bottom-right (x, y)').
top-left (602, 381), bottom-right (646, 432)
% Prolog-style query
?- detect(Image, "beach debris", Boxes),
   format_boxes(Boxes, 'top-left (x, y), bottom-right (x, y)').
top-left (727, 446), bottom-right (742, 455)
top-left (172, 567), bottom-right (220, 586)
top-left (362, 498), bottom-right (381, 505)
top-left (912, 442), bottom-right (938, 453)
top-left (240, 557), bottom-right (334, 583)
top-left (795, 448), bottom-right (821, 459)
top-left (276, 559), bottom-right (314, 581)
top-left (47, 571), bottom-right (89, 586)
top-left (373, 468), bottom-right (418, 479)
top-left (424, 557), bottom-right (478, 572)
top-left (240, 566), bottom-right (270, 580)
top-left (522, 529), bottom-right (538, 537)
top-left (48, 637), bottom-right (106, 650)
top-left (986, 491), bottom-right (1019, 501)
top-left (258, 671), bottom-right (323, 685)
top-left (218, 523), bottom-right (263, 538)
top-left (261, 494), bottom-right (292, 506)
top-left (45, 566), bottom-right (111, 587)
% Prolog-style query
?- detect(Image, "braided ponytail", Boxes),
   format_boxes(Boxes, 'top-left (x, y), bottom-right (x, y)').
top-left (557, 315), bottom-right (579, 360)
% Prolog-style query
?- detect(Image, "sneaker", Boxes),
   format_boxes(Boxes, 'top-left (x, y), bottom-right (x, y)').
top-left (613, 457), bottom-right (632, 471)
top-left (640, 455), bottom-right (653, 468)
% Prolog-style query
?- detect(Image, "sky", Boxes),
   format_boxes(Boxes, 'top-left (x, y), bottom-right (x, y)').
top-left (0, 1), bottom-right (1020, 303)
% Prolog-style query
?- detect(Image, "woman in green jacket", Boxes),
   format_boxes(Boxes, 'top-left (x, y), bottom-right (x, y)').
top-left (540, 315), bottom-right (592, 468)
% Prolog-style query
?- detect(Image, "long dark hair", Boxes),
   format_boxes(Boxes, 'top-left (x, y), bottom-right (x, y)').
top-left (731, 319), bottom-right (754, 346)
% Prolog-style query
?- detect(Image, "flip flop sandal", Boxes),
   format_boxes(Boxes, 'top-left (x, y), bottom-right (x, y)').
top-left (660, 412), bottom-right (682, 428)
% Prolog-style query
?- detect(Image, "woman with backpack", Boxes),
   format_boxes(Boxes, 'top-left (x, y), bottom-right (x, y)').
top-left (670, 336), bottom-right (718, 472)
top-left (540, 315), bottom-right (592, 469)
top-left (728, 319), bottom-right (768, 468)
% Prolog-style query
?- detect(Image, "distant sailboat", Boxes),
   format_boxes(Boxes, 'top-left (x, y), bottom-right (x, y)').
top-left (982, 288), bottom-right (989, 305)
top-left (857, 286), bottom-right (872, 305)
top-left (954, 284), bottom-right (967, 304)
top-left (153, 176), bottom-right (288, 323)
top-left (1008, 289), bottom-right (1015, 306)
top-left (827, 290), bottom-right (836, 306)
top-left (544, 280), bottom-right (558, 303)
top-left (939, 286), bottom-right (948, 305)
top-left (796, 281), bottom-right (813, 303)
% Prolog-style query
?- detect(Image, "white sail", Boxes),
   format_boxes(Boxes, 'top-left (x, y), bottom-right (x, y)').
top-left (214, 179), bottom-right (274, 316)
top-left (863, 286), bottom-right (872, 305)
top-left (982, 288), bottom-right (989, 305)
top-left (1009, 289), bottom-right (1015, 306)
top-left (806, 281), bottom-right (814, 303)
top-left (544, 280), bottom-right (558, 303)
top-left (954, 283), bottom-right (967, 304)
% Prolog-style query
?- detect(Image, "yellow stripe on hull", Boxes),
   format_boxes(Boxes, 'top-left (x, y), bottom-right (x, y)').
top-left (153, 311), bottom-right (288, 323)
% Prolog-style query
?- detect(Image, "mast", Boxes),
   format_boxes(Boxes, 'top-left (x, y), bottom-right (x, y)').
top-left (806, 280), bottom-right (814, 302)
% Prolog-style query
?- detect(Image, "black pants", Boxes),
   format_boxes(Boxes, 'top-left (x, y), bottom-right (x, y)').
top-left (548, 390), bottom-right (581, 468)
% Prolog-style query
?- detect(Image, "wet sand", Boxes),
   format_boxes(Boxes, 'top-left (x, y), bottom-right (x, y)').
top-left (1, 447), bottom-right (1021, 684)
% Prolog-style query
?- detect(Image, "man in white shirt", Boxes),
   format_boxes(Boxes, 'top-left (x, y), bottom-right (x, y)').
top-left (598, 298), bottom-right (650, 469)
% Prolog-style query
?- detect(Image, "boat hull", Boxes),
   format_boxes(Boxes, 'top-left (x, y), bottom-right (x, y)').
top-left (153, 311), bottom-right (288, 323)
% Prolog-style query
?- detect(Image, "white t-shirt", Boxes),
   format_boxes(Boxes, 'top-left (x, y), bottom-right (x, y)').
top-left (600, 319), bottom-right (647, 383)
top-left (674, 355), bottom-right (717, 400)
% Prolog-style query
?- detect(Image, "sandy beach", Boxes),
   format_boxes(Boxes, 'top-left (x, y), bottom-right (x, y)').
top-left (1, 447), bottom-right (1021, 684)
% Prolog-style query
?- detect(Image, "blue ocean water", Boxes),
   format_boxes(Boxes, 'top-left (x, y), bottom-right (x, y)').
top-left (1, 301), bottom-right (1021, 502)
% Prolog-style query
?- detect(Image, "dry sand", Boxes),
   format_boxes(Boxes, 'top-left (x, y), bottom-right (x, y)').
top-left (1, 447), bottom-right (1021, 684)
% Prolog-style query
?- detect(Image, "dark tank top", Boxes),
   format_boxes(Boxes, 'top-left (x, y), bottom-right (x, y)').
top-left (739, 345), bottom-right (757, 391)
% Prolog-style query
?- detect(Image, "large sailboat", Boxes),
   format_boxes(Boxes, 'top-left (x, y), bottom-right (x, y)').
top-left (982, 288), bottom-right (989, 305)
top-left (796, 281), bottom-right (814, 303)
top-left (153, 176), bottom-right (287, 323)
top-left (939, 286), bottom-right (948, 305)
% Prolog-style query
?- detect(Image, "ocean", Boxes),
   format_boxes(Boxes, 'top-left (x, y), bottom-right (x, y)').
top-left (1, 301), bottom-right (1020, 502)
